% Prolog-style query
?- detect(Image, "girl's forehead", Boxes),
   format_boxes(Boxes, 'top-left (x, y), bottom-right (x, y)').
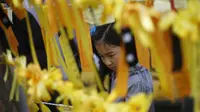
top-left (95, 42), bottom-right (120, 53)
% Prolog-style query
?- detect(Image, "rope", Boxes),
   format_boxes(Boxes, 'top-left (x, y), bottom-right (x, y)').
top-left (35, 101), bottom-right (73, 111)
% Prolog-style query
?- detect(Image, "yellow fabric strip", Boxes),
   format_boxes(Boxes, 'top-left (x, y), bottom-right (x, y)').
top-left (71, 2), bottom-right (104, 91)
top-left (115, 46), bottom-right (129, 97)
top-left (52, 36), bottom-right (83, 88)
top-left (59, 31), bottom-right (82, 87)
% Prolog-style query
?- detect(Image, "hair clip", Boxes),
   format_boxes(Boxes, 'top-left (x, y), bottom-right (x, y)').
top-left (90, 26), bottom-right (96, 36)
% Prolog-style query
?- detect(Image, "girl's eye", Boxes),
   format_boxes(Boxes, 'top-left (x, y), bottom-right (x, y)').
top-left (108, 54), bottom-right (115, 57)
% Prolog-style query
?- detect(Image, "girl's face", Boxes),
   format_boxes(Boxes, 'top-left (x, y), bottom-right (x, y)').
top-left (95, 42), bottom-right (120, 72)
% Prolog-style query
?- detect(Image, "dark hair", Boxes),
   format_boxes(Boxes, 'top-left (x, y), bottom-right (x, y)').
top-left (92, 23), bottom-right (121, 46)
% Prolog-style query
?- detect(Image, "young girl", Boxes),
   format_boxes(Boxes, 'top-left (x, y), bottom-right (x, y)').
top-left (91, 23), bottom-right (154, 111)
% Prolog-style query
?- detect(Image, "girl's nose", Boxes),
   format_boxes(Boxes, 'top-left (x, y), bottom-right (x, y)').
top-left (105, 58), bottom-right (113, 67)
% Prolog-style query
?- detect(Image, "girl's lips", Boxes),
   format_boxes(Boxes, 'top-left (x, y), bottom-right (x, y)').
top-left (110, 67), bottom-right (116, 71)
